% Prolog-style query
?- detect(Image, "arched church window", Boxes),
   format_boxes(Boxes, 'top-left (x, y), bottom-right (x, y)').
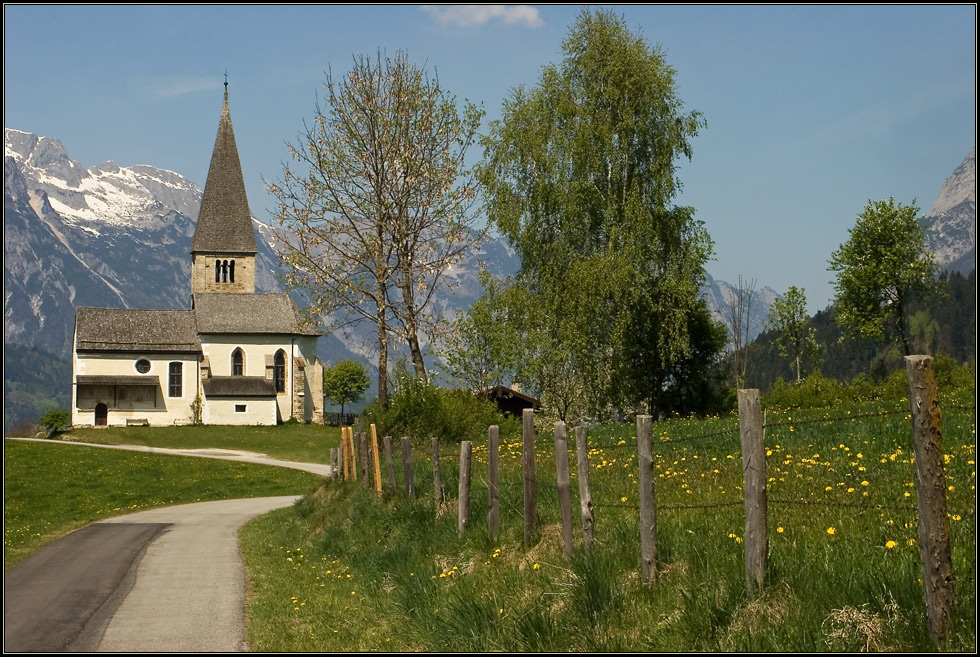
top-left (232, 348), bottom-right (245, 376)
top-left (230, 260), bottom-right (235, 283)
top-left (274, 349), bottom-right (286, 393)
top-left (215, 261), bottom-right (221, 283)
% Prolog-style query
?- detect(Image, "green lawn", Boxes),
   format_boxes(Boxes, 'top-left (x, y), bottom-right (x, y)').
top-left (3, 439), bottom-right (324, 569)
top-left (61, 423), bottom-right (340, 463)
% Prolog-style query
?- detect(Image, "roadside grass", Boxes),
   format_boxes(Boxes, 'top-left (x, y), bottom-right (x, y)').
top-left (240, 398), bottom-right (975, 651)
top-left (61, 423), bottom-right (340, 463)
top-left (3, 439), bottom-right (324, 570)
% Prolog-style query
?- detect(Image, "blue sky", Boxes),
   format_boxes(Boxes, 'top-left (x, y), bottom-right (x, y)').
top-left (4, 4), bottom-right (975, 312)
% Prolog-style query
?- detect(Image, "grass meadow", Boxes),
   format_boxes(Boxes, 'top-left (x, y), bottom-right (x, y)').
top-left (240, 398), bottom-right (975, 652)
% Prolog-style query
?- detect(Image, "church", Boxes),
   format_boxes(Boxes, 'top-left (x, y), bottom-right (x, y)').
top-left (71, 85), bottom-right (324, 427)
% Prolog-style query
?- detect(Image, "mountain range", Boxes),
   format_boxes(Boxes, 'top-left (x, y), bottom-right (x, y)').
top-left (3, 127), bottom-right (975, 428)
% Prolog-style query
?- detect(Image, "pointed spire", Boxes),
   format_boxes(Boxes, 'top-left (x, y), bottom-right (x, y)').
top-left (191, 84), bottom-right (258, 255)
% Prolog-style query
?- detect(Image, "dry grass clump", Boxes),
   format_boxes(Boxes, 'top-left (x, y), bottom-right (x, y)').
top-left (821, 592), bottom-right (905, 652)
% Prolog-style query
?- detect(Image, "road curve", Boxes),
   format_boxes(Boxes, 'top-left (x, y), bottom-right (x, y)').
top-left (4, 438), bottom-right (332, 652)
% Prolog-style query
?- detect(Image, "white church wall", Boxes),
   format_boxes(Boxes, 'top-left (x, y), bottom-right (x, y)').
top-left (204, 396), bottom-right (278, 425)
top-left (72, 352), bottom-right (200, 427)
top-left (200, 333), bottom-right (310, 422)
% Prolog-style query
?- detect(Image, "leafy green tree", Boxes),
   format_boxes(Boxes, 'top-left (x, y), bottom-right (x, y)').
top-left (828, 198), bottom-right (942, 356)
top-left (478, 8), bottom-right (713, 418)
top-left (322, 360), bottom-right (371, 421)
top-left (272, 51), bottom-right (484, 405)
top-left (442, 269), bottom-right (521, 394)
top-left (764, 286), bottom-right (821, 382)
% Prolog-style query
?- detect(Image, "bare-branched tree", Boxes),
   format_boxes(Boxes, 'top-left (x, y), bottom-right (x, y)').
top-left (270, 51), bottom-right (485, 404)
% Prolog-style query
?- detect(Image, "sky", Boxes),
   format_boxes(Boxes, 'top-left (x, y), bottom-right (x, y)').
top-left (4, 4), bottom-right (976, 313)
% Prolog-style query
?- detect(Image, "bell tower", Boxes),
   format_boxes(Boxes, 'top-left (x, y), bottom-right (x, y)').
top-left (191, 82), bottom-right (258, 295)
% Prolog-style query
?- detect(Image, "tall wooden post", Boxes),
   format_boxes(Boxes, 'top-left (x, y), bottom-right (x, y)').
top-left (340, 429), bottom-right (348, 480)
top-left (384, 436), bottom-right (396, 492)
top-left (523, 408), bottom-right (537, 546)
top-left (431, 437), bottom-right (441, 512)
top-left (488, 425), bottom-right (500, 537)
top-left (574, 425), bottom-right (595, 552)
top-left (738, 389), bottom-right (768, 597)
top-left (400, 437), bottom-right (415, 498)
top-left (636, 415), bottom-right (657, 582)
top-left (370, 424), bottom-right (383, 496)
top-left (360, 432), bottom-right (370, 490)
top-left (906, 356), bottom-right (953, 646)
top-left (458, 441), bottom-right (472, 537)
top-left (555, 422), bottom-right (574, 560)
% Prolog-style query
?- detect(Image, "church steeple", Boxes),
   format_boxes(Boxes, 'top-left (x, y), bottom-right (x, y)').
top-left (191, 84), bottom-right (258, 295)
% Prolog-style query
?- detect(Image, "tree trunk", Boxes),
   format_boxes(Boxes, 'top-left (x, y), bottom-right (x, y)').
top-left (377, 301), bottom-right (389, 408)
top-left (398, 264), bottom-right (427, 383)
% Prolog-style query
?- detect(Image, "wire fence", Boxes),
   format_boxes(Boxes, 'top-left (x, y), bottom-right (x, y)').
top-left (332, 359), bottom-right (973, 646)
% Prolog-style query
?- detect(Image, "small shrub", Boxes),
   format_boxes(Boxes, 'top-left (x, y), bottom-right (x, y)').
top-left (40, 409), bottom-right (71, 438)
top-left (763, 371), bottom-right (845, 410)
top-left (365, 368), bottom-right (518, 442)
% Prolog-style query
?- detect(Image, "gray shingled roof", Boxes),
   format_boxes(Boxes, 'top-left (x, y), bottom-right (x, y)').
top-left (75, 308), bottom-right (201, 353)
top-left (203, 376), bottom-right (277, 397)
top-left (191, 88), bottom-right (258, 255)
top-left (193, 293), bottom-right (320, 335)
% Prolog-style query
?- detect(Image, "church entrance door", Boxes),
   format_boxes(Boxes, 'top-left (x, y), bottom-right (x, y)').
top-left (95, 403), bottom-right (108, 426)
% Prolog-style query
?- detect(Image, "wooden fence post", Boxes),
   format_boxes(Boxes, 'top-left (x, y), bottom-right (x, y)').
top-left (400, 437), bottom-right (415, 498)
top-left (488, 425), bottom-right (500, 537)
top-left (458, 440), bottom-right (472, 537)
top-left (347, 428), bottom-right (356, 482)
top-left (636, 415), bottom-right (657, 582)
top-left (523, 408), bottom-right (537, 546)
top-left (370, 424), bottom-right (383, 496)
top-left (905, 355), bottom-right (954, 646)
top-left (432, 437), bottom-right (441, 512)
top-left (555, 422), bottom-right (574, 560)
top-left (574, 425), bottom-right (595, 552)
top-left (384, 436), bottom-right (396, 492)
top-left (339, 430), bottom-right (347, 480)
top-left (360, 432), bottom-right (370, 490)
top-left (341, 428), bottom-right (351, 481)
top-left (738, 389), bottom-right (768, 597)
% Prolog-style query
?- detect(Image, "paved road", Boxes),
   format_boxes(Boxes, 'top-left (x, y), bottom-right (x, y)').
top-left (4, 438), bottom-right (332, 652)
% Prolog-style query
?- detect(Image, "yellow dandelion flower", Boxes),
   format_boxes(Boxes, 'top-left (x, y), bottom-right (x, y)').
top-left (861, 481), bottom-right (869, 486)
top-left (777, 527), bottom-right (784, 533)
top-left (533, 563), bottom-right (540, 570)
top-left (827, 527), bottom-right (836, 535)
top-left (885, 540), bottom-right (897, 549)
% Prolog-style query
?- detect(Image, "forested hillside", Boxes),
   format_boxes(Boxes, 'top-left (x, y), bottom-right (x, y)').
top-left (745, 270), bottom-right (975, 392)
